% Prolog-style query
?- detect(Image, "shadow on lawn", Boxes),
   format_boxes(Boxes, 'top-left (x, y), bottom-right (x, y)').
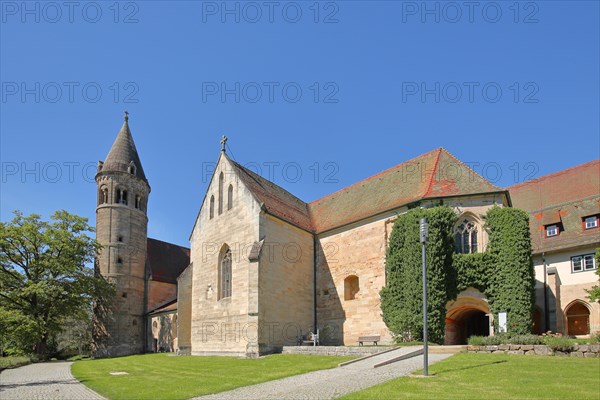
top-left (433, 360), bottom-right (508, 376)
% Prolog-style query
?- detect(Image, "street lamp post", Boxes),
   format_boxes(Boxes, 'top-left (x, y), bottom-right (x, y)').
top-left (420, 218), bottom-right (429, 377)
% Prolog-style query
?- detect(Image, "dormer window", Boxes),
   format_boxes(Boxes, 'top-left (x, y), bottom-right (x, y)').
top-left (128, 162), bottom-right (137, 176)
top-left (545, 224), bottom-right (559, 237)
top-left (584, 215), bottom-right (599, 230)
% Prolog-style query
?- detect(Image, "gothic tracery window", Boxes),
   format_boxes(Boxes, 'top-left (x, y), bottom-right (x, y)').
top-left (454, 218), bottom-right (478, 254)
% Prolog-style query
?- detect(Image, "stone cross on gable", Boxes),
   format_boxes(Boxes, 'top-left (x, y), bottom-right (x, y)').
top-left (221, 135), bottom-right (228, 152)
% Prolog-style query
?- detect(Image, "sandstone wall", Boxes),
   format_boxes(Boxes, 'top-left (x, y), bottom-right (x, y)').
top-left (257, 214), bottom-right (314, 352)
top-left (190, 155), bottom-right (260, 356)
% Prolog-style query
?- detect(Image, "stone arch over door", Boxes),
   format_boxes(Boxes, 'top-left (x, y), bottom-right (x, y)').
top-left (565, 300), bottom-right (591, 336)
top-left (445, 288), bottom-right (491, 345)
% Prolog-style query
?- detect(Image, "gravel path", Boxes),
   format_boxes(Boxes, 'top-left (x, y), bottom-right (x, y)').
top-left (0, 361), bottom-right (105, 400)
top-left (194, 346), bottom-right (451, 400)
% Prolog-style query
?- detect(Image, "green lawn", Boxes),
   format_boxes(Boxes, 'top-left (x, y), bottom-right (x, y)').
top-left (342, 353), bottom-right (600, 400)
top-left (72, 353), bottom-right (355, 400)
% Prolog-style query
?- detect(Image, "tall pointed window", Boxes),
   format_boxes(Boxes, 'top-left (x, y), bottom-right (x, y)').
top-left (227, 184), bottom-right (233, 210)
top-left (219, 248), bottom-right (232, 300)
top-left (209, 195), bottom-right (215, 219)
top-left (454, 218), bottom-right (478, 254)
top-left (218, 172), bottom-right (224, 215)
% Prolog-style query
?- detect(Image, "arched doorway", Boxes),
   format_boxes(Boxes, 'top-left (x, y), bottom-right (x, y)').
top-left (445, 288), bottom-right (491, 345)
top-left (566, 301), bottom-right (590, 336)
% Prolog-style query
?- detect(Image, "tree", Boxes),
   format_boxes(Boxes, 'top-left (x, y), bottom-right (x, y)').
top-left (586, 248), bottom-right (600, 302)
top-left (0, 210), bottom-right (114, 358)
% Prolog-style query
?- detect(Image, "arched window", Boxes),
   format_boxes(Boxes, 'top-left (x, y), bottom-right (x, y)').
top-left (115, 189), bottom-right (128, 205)
top-left (566, 301), bottom-right (590, 335)
top-left (454, 218), bottom-right (478, 254)
top-left (135, 195), bottom-right (142, 210)
top-left (209, 195), bottom-right (215, 219)
top-left (227, 184), bottom-right (233, 210)
top-left (219, 247), bottom-right (232, 300)
top-left (344, 275), bottom-right (359, 301)
top-left (98, 186), bottom-right (108, 205)
top-left (218, 172), bottom-right (224, 215)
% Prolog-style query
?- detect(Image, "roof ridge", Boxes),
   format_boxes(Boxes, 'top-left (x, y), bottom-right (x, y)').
top-left (422, 148), bottom-right (443, 198)
top-left (309, 148), bottom-right (441, 205)
top-left (507, 158), bottom-right (600, 189)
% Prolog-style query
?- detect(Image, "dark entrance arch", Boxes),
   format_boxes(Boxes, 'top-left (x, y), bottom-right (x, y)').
top-left (445, 289), bottom-right (491, 345)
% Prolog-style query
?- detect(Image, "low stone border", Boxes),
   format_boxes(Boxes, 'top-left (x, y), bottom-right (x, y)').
top-left (281, 345), bottom-right (396, 357)
top-left (467, 344), bottom-right (600, 357)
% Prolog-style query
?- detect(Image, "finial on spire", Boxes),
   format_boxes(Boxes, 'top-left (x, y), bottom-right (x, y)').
top-left (221, 135), bottom-right (228, 152)
top-left (124, 111), bottom-right (129, 122)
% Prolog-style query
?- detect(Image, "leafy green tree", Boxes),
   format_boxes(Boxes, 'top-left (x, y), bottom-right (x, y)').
top-left (0, 210), bottom-right (114, 358)
top-left (586, 248), bottom-right (600, 302)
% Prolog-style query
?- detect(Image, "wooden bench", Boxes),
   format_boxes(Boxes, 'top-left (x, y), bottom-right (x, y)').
top-left (358, 335), bottom-right (380, 346)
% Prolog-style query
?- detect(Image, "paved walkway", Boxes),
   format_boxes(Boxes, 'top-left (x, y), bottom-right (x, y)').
top-left (0, 347), bottom-right (451, 400)
top-left (0, 361), bottom-right (105, 400)
top-left (195, 346), bottom-right (451, 400)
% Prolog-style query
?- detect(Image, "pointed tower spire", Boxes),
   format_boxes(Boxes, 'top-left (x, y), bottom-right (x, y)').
top-left (101, 112), bottom-right (148, 183)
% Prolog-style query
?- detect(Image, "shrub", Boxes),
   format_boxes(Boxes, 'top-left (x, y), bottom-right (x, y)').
top-left (542, 336), bottom-right (575, 351)
top-left (467, 336), bottom-right (487, 346)
top-left (507, 334), bottom-right (542, 345)
top-left (0, 356), bottom-right (35, 371)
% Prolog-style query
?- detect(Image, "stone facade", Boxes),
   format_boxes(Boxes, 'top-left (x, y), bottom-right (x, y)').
top-left (95, 120), bottom-right (599, 357)
top-left (190, 154), bottom-right (261, 356)
top-left (95, 166), bottom-right (150, 357)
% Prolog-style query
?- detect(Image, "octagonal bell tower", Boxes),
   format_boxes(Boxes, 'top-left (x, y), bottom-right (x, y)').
top-left (95, 112), bottom-right (150, 357)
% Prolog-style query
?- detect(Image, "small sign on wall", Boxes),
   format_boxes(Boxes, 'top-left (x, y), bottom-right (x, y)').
top-left (498, 312), bottom-right (507, 333)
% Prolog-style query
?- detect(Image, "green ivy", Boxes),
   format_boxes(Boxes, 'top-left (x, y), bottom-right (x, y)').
top-left (485, 206), bottom-right (535, 335)
top-left (380, 206), bottom-right (455, 343)
top-left (381, 205), bottom-right (534, 343)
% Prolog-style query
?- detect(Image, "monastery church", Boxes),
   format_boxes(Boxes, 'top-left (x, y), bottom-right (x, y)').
top-left (95, 114), bottom-right (600, 357)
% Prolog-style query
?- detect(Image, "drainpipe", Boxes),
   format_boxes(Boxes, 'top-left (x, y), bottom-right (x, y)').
top-left (313, 235), bottom-right (318, 333)
top-left (543, 252), bottom-right (549, 332)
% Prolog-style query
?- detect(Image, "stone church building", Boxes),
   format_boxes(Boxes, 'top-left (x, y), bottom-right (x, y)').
top-left (95, 114), bottom-right (599, 357)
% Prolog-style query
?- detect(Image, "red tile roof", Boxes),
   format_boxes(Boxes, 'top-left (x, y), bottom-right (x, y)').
top-left (309, 148), bottom-right (505, 233)
top-left (229, 158), bottom-right (314, 232)
top-left (146, 238), bottom-right (190, 284)
top-left (229, 148), bottom-right (506, 234)
top-left (508, 159), bottom-right (600, 254)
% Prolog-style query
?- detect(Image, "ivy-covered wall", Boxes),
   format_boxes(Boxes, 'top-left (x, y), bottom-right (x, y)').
top-left (380, 205), bottom-right (534, 343)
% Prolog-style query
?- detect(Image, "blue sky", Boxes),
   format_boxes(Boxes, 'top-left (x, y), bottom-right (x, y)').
top-left (1, 1), bottom-right (598, 247)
